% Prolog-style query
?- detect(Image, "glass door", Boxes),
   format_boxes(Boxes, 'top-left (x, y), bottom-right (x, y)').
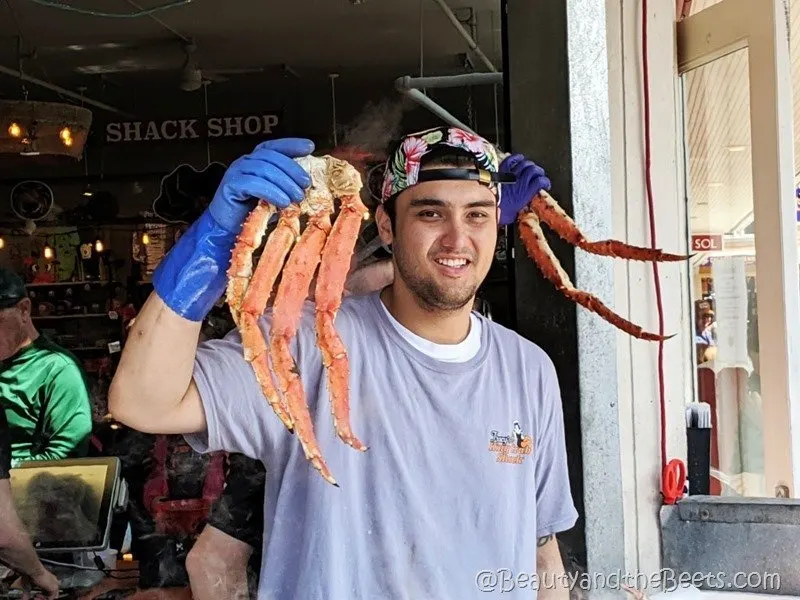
top-left (678, 0), bottom-right (800, 497)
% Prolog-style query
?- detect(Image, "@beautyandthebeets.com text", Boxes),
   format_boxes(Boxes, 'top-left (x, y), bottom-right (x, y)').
top-left (474, 568), bottom-right (782, 593)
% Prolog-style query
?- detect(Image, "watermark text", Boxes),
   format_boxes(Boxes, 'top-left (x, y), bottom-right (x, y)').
top-left (475, 568), bottom-right (782, 593)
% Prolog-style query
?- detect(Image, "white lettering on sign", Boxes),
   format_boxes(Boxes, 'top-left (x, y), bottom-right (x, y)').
top-left (691, 234), bottom-right (723, 252)
top-left (105, 114), bottom-right (280, 143)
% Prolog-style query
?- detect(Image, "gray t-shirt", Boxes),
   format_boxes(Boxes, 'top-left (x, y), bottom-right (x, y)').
top-left (186, 290), bottom-right (578, 600)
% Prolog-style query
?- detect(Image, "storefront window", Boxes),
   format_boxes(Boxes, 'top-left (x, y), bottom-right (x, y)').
top-left (683, 47), bottom-right (766, 497)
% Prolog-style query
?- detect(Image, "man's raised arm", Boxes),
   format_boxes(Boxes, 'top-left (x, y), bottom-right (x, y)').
top-left (108, 138), bottom-right (314, 434)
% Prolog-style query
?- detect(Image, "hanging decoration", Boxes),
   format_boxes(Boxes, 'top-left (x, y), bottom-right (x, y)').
top-left (0, 100), bottom-right (92, 158)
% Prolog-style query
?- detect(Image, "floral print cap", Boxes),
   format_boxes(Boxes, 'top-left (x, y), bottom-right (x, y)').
top-left (380, 126), bottom-right (503, 204)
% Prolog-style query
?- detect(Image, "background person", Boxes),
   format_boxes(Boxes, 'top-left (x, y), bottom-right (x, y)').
top-left (0, 268), bottom-right (93, 466)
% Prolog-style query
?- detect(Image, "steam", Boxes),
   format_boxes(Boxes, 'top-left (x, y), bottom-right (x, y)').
top-left (341, 97), bottom-right (410, 159)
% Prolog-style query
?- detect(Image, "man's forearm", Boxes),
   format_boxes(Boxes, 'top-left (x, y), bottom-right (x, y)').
top-left (108, 292), bottom-right (202, 431)
top-left (0, 483), bottom-right (48, 581)
top-left (537, 534), bottom-right (570, 600)
top-left (0, 538), bottom-right (49, 582)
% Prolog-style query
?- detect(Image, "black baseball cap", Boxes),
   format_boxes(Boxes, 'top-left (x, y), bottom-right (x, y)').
top-left (0, 267), bottom-right (26, 309)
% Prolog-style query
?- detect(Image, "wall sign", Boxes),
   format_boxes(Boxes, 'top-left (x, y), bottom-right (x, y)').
top-left (104, 112), bottom-right (282, 143)
top-left (691, 234), bottom-right (723, 252)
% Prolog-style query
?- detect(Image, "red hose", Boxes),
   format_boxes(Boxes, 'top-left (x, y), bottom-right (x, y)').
top-left (642, 0), bottom-right (687, 504)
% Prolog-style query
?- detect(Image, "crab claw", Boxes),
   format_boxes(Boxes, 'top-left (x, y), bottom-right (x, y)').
top-left (518, 209), bottom-right (673, 341)
top-left (532, 191), bottom-right (690, 262)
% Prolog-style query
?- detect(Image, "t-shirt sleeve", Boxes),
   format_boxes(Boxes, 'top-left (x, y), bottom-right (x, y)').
top-left (534, 357), bottom-right (579, 538)
top-left (183, 323), bottom-right (288, 461)
top-left (0, 409), bottom-right (11, 480)
top-left (29, 361), bottom-right (93, 461)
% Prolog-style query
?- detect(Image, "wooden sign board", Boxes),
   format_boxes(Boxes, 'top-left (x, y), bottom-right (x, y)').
top-left (104, 112), bottom-right (282, 143)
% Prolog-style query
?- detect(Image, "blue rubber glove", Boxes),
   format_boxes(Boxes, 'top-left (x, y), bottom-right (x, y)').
top-left (498, 153), bottom-right (552, 226)
top-left (152, 138), bottom-right (314, 321)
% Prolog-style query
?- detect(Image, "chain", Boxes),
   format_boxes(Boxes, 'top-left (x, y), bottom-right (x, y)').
top-left (467, 86), bottom-right (475, 131)
top-left (783, 0), bottom-right (790, 45)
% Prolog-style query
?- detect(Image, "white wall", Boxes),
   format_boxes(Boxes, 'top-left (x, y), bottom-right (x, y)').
top-left (602, 0), bottom-right (693, 580)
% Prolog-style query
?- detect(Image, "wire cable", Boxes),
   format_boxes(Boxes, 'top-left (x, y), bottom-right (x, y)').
top-left (21, 0), bottom-right (192, 18)
top-left (642, 0), bottom-right (687, 505)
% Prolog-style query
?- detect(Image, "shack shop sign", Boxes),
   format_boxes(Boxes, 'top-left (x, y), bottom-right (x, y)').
top-left (104, 112), bottom-right (281, 143)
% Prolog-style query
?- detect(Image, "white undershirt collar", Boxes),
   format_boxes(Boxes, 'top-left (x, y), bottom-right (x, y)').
top-left (378, 297), bottom-right (482, 363)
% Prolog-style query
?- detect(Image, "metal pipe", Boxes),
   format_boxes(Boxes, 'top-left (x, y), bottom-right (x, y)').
top-left (430, 0), bottom-right (497, 72)
top-left (0, 64), bottom-right (134, 117)
top-left (394, 84), bottom-right (477, 135)
top-left (396, 72), bottom-right (502, 90)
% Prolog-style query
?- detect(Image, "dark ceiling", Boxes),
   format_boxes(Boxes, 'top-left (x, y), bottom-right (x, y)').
top-left (0, 0), bottom-right (503, 116)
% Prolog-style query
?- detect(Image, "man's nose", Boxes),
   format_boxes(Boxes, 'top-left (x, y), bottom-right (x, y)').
top-left (440, 218), bottom-right (469, 248)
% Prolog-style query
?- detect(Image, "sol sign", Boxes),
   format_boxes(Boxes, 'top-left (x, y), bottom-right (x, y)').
top-left (691, 234), bottom-right (723, 252)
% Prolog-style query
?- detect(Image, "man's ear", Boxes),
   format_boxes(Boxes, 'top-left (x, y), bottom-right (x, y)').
top-left (17, 297), bottom-right (32, 317)
top-left (375, 205), bottom-right (394, 246)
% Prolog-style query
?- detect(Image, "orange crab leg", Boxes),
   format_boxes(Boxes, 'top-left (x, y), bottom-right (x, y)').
top-left (518, 209), bottom-right (672, 341)
top-left (238, 205), bottom-right (302, 433)
top-left (269, 210), bottom-right (337, 486)
top-left (315, 194), bottom-right (371, 453)
top-left (226, 202), bottom-right (276, 326)
top-left (531, 191), bottom-right (689, 262)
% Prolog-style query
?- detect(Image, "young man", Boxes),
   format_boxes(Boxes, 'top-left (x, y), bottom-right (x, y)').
top-left (0, 403), bottom-right (60, 598)
top-left (0, 268), bottom-right (93, 466)
top-left (109, 128), bottom-right (578, 600)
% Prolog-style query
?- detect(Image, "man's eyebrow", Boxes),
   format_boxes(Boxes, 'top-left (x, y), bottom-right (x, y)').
top-left (409, 198), bottom-right (446, 207)
top-left (408, 198), bottom-right (496, 208)
top-left (465, 199), bottom-right (497, 208)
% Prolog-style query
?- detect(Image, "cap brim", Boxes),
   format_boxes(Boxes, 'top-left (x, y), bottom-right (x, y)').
top-left (416, 168), bottom-right (517, 186)
top-left (0, 297), bottom-right (23, 310)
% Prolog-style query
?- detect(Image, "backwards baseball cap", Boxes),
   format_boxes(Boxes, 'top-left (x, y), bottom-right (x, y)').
top-left (379, 126), bottom-right (515, 204)
top-left (0, 267), bottom-right (26, 309)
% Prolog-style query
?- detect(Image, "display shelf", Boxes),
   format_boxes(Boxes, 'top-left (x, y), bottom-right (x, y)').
top-left (26, 280), bottom-right (112, 288)
top-left (32, 313), bottom-right (115, 320)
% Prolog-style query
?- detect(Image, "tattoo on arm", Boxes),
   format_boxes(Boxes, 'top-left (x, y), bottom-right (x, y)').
top-left (537, 534), bottom-right (554, 547)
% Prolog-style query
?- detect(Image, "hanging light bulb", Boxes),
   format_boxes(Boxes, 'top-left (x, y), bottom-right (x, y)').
top-left (0, 237), bottom-right (5, 249)
top-left (95, 239), bottom-right (104, 253)
top-left (59, 127), bottom-right (72, 142)
top-left (141, 232), bottom-right (150, 245)
top-left (8, 122), bottom-right (21, 137)
top-left (43, 243), bottom-right (54, 259)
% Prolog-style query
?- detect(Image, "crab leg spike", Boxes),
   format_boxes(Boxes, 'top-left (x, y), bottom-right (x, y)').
top-left (315, 193), bottom-right (370, 452)
top-left (532, 191), bottom-right (689, 262)
top-left (239, 205), bottom-right (302, 433)
top-left (270, 209), bottom-right (337, 486)
top-left (226, 202), bottom-right (276, 326)
top-left (518, 210), bottom-right (673, 342)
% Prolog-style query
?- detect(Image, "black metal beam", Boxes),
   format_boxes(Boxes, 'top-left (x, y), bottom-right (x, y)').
top-left (502, 0), bottom-right (586, 568)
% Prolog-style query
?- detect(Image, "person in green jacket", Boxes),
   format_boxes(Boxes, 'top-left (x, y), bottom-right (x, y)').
top-left (0, 267), bottom-right (92, 466)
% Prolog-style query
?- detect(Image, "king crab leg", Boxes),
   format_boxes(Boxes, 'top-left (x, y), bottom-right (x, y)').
top-left (517, 209), bottom-right (672, 341)
top-left (226, 202), bottom-right (276, 327)
top-left (266, 155), bottom-right (349, 486)
top-left (314, 193), bottom-right (371, 452)
top-left (270, 206), bottom-right (336, 485)
top-left (531, 191), bottom-right (689, 262)
top-left (237, 204), bottom-right (302, 433)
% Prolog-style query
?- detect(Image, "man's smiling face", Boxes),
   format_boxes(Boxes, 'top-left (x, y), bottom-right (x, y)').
top-left (381, 176), bottom-right (499, 312)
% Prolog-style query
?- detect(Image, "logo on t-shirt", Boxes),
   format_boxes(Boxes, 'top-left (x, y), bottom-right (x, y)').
top-left (488, 421), bottom-right (533, 464)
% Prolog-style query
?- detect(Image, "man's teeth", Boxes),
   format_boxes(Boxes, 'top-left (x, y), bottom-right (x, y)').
top-left (436, 258), bottom-right (468, 267)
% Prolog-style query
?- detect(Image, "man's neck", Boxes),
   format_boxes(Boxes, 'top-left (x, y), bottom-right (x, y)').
top-left (15, 327), bottom-right (39, 355)
top-left (380, 284), bottom-right (473, 345)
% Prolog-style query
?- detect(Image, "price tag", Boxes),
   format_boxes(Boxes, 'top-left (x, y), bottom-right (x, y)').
top-left (108, 341), bottom-right (121, 354)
